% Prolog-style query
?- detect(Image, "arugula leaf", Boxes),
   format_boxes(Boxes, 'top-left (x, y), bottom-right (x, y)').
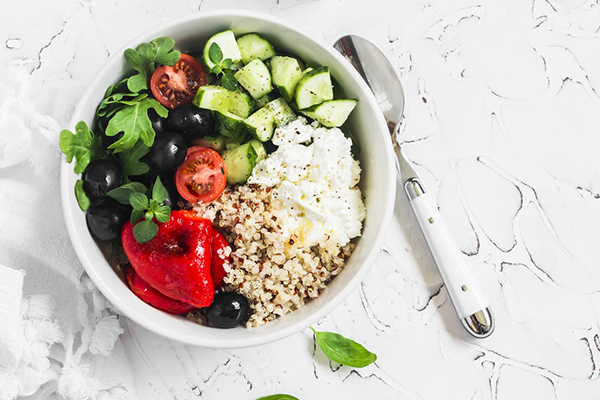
top-left (256, 396), bottom-right (299, 400)
top-left (74, 180), bottom-right (91, 211)
top-left (105, 97), bottom-right (168, 153)
top-left (124, 37), bottom-right (181, 92)
top-left (59, 121), bottom-right (104, 173)
top-left (118, 140), bottom-right (151, 183)
top-left (310, 328), bottom-right (377, 368)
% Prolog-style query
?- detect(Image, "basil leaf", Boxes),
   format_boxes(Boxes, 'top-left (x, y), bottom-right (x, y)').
top-left (130, 209), bottom-right (145, 225)
top-left (152, 176), bottom-right (168, 203)
top-left (221, 58), bottom-right (233, 69)
top-left (154, 206), bottom-right (171, 223)
top-left (130, 192), bottom-right (149, 211)
top-left (209, 42), bottom-right (223, 65)
top-left (133, 219), bottom-right (159, 243)
top-left (74, 180), bottom-right (90, 211)
top-left (256, 396), bottom-right (299, 400)
top-left (221, 72), bottom-right (238, 92)
top-left (107, 182), bottom-right (147, 205)
top-left (59, 121), bottom-right (104, 174)
top-left (105, 97), bottom-right (168, 153)
top-left (310, 328), bottom-right (377, 368)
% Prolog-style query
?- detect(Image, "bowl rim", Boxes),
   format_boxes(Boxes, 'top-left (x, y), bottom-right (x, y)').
top-left (60, 9), bottom-right (397, 348)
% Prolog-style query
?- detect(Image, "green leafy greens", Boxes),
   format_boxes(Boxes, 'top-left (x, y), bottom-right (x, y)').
top-left (105, 96), bottom-right (168, 153)
top-left (256, 396), bottom-right (299, 400)
top-left (107, 177), bottom-right (171, 243)
top-left (123, 37), bottom-right (181, 92)
top-left (310, 327), bottom-right (377, 368)
top-left (59, 121), bottom-right (104, 174)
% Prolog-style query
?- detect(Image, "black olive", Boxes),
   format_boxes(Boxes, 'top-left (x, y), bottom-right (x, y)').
top-left (204, 292), bottom-right (249, 329)
top-left (168, 103), bottom-right (215, 142)
top-left (86, 199), bottom-right (130, 242)
top-left (82, 159), bottom-right (122, 200)
top-left (148, 108), bottom-right (167, 135)
top-left (150, 132), bottom-right (187, 173)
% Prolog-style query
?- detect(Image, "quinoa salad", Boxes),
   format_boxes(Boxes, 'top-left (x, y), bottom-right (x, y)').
top-left (61, 29), bottom-right (367, 329)
top-left (190, 117), bottom-right (366, 327)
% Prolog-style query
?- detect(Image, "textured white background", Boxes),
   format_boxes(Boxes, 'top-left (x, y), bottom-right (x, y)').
top-left (2, 0), bottom-right (600, 399)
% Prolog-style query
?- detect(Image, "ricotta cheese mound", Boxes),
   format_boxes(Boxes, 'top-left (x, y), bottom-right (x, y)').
top-left (247, 117), bottom-right (366, 247)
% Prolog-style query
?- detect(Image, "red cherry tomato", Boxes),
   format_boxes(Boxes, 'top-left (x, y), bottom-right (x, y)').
top-left (150, 53), bottom-right (206, 109)
top-left (175, 146), bottom-right (226, 204)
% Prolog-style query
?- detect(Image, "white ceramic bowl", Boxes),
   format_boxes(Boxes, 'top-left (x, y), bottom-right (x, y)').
top-left (60, 10), bottom-right (396, 348)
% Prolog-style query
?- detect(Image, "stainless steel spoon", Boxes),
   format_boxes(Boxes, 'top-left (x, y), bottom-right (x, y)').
top-left (334, 35), bottom-right (494, 338)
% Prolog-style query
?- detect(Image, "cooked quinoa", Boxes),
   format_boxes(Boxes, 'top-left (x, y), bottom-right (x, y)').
top-left (190, 184), bottom-right (355, 327)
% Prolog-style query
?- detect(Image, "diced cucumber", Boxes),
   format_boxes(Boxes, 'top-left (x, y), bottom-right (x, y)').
top-left (254, 92), bottom-right (279, 110)
top-left (224, 135), bottom-right (247, 150)
top-left (244, 106), bottom-right (275, 142)
top-left (214, 110), bottom-right (246, 138)
top-left (194, 85), bottom-right (230, 111)
top-left (295, 67), bottom-right (334, 109)
top-left (203, 30), bottom-right (243, 71)
top-left (234, 59), bottom-right (272, 100)
top-left (300, 99), bottom-right (358, 128)
top-left (271, 56), bottom-right (304, 102)
top-left (222, 142), bottom-right (258, 185)
top-left (191, 135), bottom-right (227, 154)
top-left (236, 33), bottom-right (276, 64)
top-left (248, 139), bottom-right (267, 162)
top-left (194, 85), bottom-right (253, 118)
top-left (268, 97), bottom-right (296, 127)
top-left (229, 90), bottom-right (254, 118)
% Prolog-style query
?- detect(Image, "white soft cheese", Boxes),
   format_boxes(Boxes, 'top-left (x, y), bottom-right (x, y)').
top-left (248, 118), bottom-right (366, 247)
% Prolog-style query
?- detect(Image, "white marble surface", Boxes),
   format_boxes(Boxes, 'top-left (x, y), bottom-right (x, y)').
top-left (3, 0), bottom-right (600, 399)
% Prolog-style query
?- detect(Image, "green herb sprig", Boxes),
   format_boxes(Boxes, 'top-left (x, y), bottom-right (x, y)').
top-left (108, 177), bottom-right (171, 243)
top-left (208, 42), bottom-right (239, 92)
top-left (310, 327), bottom-right (377, 368)
top-left (256, 395), bottom-right (299, 400)
top-left (123, 37), bottom-right (181, 92)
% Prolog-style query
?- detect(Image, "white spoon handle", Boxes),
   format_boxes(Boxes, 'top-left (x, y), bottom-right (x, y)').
top-left (406, 178), bottom-right (494, 338)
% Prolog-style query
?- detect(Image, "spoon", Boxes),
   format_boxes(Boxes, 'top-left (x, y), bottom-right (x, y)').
top-left (333, 35), bottom-right (494, 338)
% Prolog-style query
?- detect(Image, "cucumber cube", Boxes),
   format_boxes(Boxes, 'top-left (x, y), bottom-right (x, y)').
top-left (244, 106), bottom-right (276, 142)
top-left (234, 59), bottom-right (272, 100)
top-left (268, 97), bottom-right (296, 127)
top-left (236, 33), bottom-right (276, 64)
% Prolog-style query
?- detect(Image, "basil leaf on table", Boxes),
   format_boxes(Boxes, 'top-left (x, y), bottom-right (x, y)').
top-left (310, 327), bottom-right (377, 368)
top-left (256, 395), bottom-right (299, 400)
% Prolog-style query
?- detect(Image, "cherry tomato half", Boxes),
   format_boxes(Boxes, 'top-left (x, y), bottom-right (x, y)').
top-left (175, 146), bottom-right (226, 204)
top-left (150, 53), bottom-right (207, 109)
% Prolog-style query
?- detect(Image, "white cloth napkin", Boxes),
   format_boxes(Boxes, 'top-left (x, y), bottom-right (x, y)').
top-left (0, 66), bottom-right (136, 399)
